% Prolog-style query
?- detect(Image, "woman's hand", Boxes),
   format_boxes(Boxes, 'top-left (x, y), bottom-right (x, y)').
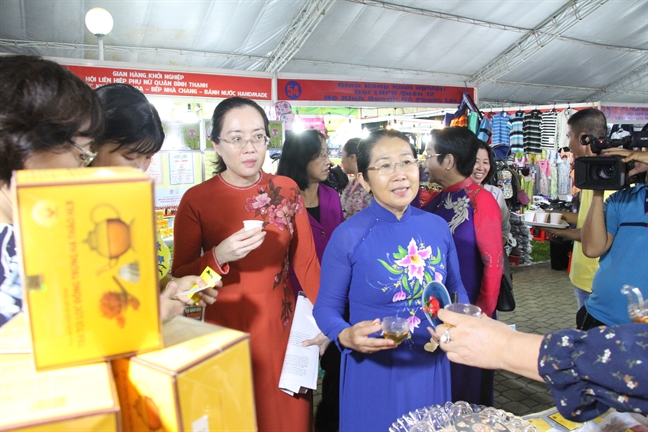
top-left (159, 276), bottom-right (220, 321)
top-left (338, 319), bottom-right (396, 354)
top-left (172, 275), bottom-right (220, 306)
top-left (301, 332), bottom-right (331, 356)
top-left (214, 227), bottom-right (266, 265)
top-left (429, 309), bottom-right (515, 370)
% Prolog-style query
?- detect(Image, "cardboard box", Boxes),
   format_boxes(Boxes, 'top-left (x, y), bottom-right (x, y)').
top-left (112, 316), bottom-right (256, 432)
top-left (13, 167), bottom-right (162, 370)
top-left (0, 312), bottom-right (31, 353)
top-left (0, 354), bottom-right (120, 431)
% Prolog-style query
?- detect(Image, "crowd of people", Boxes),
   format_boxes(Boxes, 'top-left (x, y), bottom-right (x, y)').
top-left (0, 55), bottom-right (646, 432)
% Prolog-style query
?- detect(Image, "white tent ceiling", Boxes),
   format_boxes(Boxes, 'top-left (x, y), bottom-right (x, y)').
top-left (1, 0), bottom-right (646, 107)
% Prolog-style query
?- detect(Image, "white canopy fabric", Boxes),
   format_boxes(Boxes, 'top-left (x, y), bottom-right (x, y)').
top-left (0, 0), bottom-right (646, 106)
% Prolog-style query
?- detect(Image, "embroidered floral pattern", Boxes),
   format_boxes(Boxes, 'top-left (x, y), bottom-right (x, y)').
top-left (244, 179), bottom-right (302, 235)
top-left (377, 238), bottom-right (443, 337)
top-left (394, 239), bottom-right (432, 285)
top-left (539, 324), bottom-right (648, 421)
top-left (443, 194), bottom-right (470, 234)
top-left (243, 179), bottom-right (302, 326)
top-left (274, 255), bottom-right (293, 327)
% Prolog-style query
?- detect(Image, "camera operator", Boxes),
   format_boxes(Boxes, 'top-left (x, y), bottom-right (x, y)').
top-left (544, 108), bottom-right (613, 311)
top-left (578, 147), bottom-right (648, 328)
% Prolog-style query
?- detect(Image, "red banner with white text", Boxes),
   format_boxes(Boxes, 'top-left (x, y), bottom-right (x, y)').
top-left (277, 78), bottom-right (473, 105)
top-left (65, 65), bottom-right (271, 100)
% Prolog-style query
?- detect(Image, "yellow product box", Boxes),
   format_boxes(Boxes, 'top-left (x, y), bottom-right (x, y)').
top-left (112, 316), bottom-right (256, 432)
top-left (0, 354), bottom-right (120, 431)
top-left (13, 167), bottom-right (162, 370)
top-left (0, 312), bottom-right (32, 353)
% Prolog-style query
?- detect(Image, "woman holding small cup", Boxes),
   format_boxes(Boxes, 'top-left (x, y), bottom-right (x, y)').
top-left (312, 130), bottom-right (468, 432)
top-left (173, 97), bottom-right (326, 432)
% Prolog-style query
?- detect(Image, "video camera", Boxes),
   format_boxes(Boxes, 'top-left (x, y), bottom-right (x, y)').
top-left (574, 131), bottom-right (648, 190)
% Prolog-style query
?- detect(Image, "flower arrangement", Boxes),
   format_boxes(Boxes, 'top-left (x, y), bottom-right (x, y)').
top-left (422, 295), bottom-right (441, 318)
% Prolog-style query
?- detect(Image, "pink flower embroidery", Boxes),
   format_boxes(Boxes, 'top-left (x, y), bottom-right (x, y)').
top-left (245, 193), bottom-right (271, 212)
top-left (395, 238), bottom-right (432, 284)
top-left (407, 315), bottom-right (421, 333)
top-left (434, 271), bottom-right (443, 282)
top-left (392, 290), bottom-right (406, 302)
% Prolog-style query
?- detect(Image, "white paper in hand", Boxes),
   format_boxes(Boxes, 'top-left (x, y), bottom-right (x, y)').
top-left (278, 292), bottom-right (320, 396)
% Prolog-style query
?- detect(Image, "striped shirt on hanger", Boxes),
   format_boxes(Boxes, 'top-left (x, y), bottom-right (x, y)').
top-left (541, 111), bottom-right (558, 151)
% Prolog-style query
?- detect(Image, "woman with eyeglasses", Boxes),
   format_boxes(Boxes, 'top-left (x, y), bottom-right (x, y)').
top-left (312, 129), bottom-right (468, 432)
top-left (276, 129), bottom-right (344, 432)
top-left (172, 97), bottom-right (326, 432)
top-left (0, 55), bottom-right (104, 327)
top-left (422, 127), bottom-right (504, 406)
top-left (90, 83), bottom-right (218, 318)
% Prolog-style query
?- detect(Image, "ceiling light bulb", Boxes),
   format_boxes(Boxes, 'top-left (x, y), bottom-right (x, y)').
top-left (85, 8), bottom-right (113, 36)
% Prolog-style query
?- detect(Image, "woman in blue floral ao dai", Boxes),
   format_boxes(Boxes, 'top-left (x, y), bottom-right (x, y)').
top-left (312, 130), bottom-right (468, 432)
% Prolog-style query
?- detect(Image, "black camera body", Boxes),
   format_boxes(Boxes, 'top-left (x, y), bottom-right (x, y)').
top-left (574, 131), bottom-right (648, 190)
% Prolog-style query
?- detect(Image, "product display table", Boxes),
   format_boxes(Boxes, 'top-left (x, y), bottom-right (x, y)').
top-left (389, 401), bottom-right (539, 432)
top-left (392, 404), bottom-right (640, 432)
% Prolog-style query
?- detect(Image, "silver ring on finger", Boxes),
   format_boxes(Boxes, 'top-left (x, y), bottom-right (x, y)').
top-left (440, 329), bottom-right (451, 344)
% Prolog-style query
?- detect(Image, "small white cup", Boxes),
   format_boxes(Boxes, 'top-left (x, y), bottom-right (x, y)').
top-left (550, 213), bottom-right (563, 225)
top-left (535, 212), bottom-right (549, 223)
top-left (523, 211), bottom-right (536, 222)
top-left (243, 220), bottom-right (263, 231)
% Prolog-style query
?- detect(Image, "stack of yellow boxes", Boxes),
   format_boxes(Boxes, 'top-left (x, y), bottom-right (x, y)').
top-left (0, 167), bottom-right (256, 432)
top-left (155, 209), bottom-right (173, 241)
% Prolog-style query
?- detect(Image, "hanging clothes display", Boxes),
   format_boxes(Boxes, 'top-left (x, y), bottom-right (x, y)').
top-left (468, 111), bottom-right (480, 135)
top-left (536, 157), bottom-right (551, 197)
top-left (509, 110), bottom-right (525, 153)
top-left (523, 109), bottom-right (542, 154)
top-left (555, 108), bottom-right (575, 150)
top-left (477, 116), bottom-right (492, 143)
top-left (541, 110), bottom-right (558, 150)
top-left (558, 158), bottom-right (572, 195)
top-left (549, 151), bottom-right (560, 200)
top-left (490, 111), bottom-right (511, 146)
top-left (610, 124), bottom-right (634, 139)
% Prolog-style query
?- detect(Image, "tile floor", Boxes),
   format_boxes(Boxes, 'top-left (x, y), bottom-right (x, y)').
top-left (494, 261), bottom-right (575, 415)
top-left (313, 261), bottom-right (577, 418)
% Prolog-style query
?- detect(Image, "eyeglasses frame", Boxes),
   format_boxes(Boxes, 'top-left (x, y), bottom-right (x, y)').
top-left (218, 135), bottom-right (270, 149)
top-left (366, 159), bottom-right (420, 176)
top-left (69, 140), bottom-right (97, 167)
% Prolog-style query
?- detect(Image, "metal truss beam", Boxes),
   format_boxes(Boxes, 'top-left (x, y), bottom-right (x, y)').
top-left (346, 0), bottom-right (529, 32)
top-left (0, 38), bottom-right (268, 63)
top-left (262, 0), bottom-right (335, 73)
top-left (346, 0), bottom-right (642, 54)
top-left (469, 0), bottom-right (608, 85)
top-left (586, 63), bottom-right (648, 101)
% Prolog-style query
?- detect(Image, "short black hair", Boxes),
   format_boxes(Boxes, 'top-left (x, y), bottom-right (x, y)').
top-left (431, 127), bottom-right (480, 178)
top-left (209, 97), bottom-right (270, 175)
top-left (357, 129), bottom-right (415, 179)
top-left (342, 137), bottom-right (361, 155)
top-left (276, 129), bottom-right (326, 190)
top-left (476, 140), bottom-right (497, 185)
top-left (94, 84), bottom-right (164, 156)
top-left (567, 108), bottom-right (607, 139)
top-left (0, 55), bottom-right (104, 184)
